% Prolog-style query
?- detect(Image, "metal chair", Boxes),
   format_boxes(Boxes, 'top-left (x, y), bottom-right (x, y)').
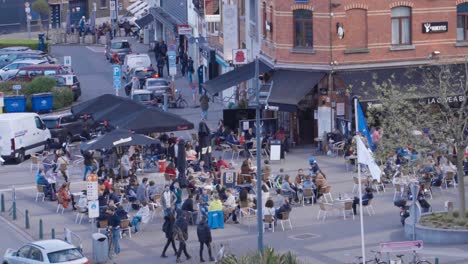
top-left (317, 202), bottom-right (335, 221)
top-left (302, 188), bottom-right (315, 206)
top-left (360, 199), bottom-right (376, 216)
top-left (35, 185), bottom-right (46, 202)
top-left (120, 219), bottom-right (132, 238)
top-left (342, 201), bottom-right (355, 220)
top-left (262, 214), bottom-right (275, 232)
top-left (230, 144), bottom-right (244, 160)
top-left (56, 195), bottom-right (65, 214)
top-left (278, 212), bottom-right (292, 231)
top-left (444, 171), bottom-right (457, 188)
top-left (74, 206), bottom-right (87, 224)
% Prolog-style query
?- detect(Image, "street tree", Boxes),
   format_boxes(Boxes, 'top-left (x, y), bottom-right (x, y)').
top-left (32, 0), bottom-right (50, 31)
top-left (355, 63), bottom-right (467, 217)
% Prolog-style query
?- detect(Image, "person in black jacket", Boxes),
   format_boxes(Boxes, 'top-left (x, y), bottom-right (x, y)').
top-left (175, 212), bottom-right (191, 263)
top-left (161, 212), bottom-right (177, 258)
top-left (181, 195), bottom-right (198, 225)
top-left (197, 216), bottom-right (214, 262)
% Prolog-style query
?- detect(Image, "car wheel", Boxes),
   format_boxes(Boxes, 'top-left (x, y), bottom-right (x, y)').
top-left (16, 149), bottom-right (25, 164)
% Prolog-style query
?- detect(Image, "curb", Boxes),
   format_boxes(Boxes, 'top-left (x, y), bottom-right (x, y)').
top-left (0, 214), bottom-right (34, 242)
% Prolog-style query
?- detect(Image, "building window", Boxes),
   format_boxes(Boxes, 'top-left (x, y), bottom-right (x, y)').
top-left (293, 9), bottom-right (313, 48)
top-left (391, 6), bottom-right (411, 45)
top-left (262, 2), bottom-right (267, 39)
top-left (346, 9), bottom-right (367, 49)
top-left (457, 3), bottom-right (468, 41)
top-left (249, 0), bottom-right (257, 24)
top-left (100, 0), bottom-right (107, 8)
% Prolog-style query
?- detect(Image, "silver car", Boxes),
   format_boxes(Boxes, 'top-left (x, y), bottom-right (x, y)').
top-left (105, 39), bottom-right (132, 62)
top-left (144, 78), bottom-right (171, 98)
top-left (0, 59), bottom-right (47, 80)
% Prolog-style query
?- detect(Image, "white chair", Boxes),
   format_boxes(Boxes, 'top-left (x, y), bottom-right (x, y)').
top-left (262, 214), bottom-right (275, 233)
top-left (230, 144), bottom-right (244, 160)
top-left (97, 219), bottom-right (109, 233)
top-left (278, 212), bottom-right (292, 231)
top-left (56, 196), bottom-right (65, 214)
top-left (317, 202), bottom-right (335, 221)
top-left (30, 154), bottom-right (42, 172)
top-left (75, 206), bottom-right (87, 224)
top-left (220, 144), bottom-right (232, 159)
top-left (302, 188), bottom-right (315, 206)
top-left (360, 199), bottom-right (376, 216)
top-left (372, 180), bottom-right (386, 194)
top-left (35, 185), bottom-right (46, 202)
top-left (443, 172), bottom-right (457, 189)
top-left (393, 184), bottom-right (403, 201)
top-left (120, 219), bottom-right (132, 238)
top-left (342, 201), bottom-right (355, 220)
top-left (321, 186), bottom-right (333, 203)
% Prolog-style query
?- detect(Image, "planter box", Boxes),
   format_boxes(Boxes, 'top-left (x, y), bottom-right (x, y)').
top-left (405, 212), bottom-right (468, 244)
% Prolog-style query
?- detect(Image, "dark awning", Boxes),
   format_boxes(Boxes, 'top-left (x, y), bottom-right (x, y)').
top-left (202, 59), bottom-right (274, 95)
top-left (268, 70), bottom-right (326, 110)
top-left (150, 7), bottom-right (180, 32)
top-left (135, 14), bottom-right (154, 28)
top-left (337, 63), bottom-right (466, 102)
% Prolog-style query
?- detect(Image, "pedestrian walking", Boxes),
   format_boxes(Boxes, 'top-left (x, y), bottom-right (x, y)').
top-left (187, 57), bottom-right (194, 83)
top-left (166, 55), bottom-right (170, 76)
top-left (157, 56), bottom-right (165, 78)
top-left (180, 52), bottom-right (188, 77)
top-left (160, 40), bottom-right (168, 57)
top-left (161, 212), bottom-right (177, 258)
top-left (174, 212), bottom-right (191, 263)
top-left (197, 216), bottom-right (215, 262)
top-left (190, 82), bottom-right (197, 104)
top-left (154, 41), bottom-right (161, 61)
top-left (78, 16), bottom-right (86, 36)
top-left (200, 93), bottom-right (209, 121)
top-left (108, 208), bottom-right (121, 255)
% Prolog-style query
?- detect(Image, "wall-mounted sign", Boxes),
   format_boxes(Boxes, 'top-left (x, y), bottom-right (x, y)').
top-left (422, 22), bottom-right (448, 33)
top-left (204, 0), bottom-right (221, 22)
top-left (232, 49), bottom-right (248, 65)
top-left (177, 24), bottom-right (192, 35)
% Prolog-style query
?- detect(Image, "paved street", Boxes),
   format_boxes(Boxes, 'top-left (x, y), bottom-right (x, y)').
top-left (0, 216), bottom-right (29, 256)
top-left (0, 38), bottom-right (467, 264)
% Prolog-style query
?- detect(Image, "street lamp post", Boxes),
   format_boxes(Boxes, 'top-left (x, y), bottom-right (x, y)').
top-left (254, 57), bottom-right (264, 252)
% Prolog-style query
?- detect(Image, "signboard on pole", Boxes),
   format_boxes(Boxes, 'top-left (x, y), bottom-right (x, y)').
top-left (86, 174), bottom-right (99, 201)
top-left (64, 75), bottom-right (73, 85)
top-left (177, 24), bottom-right (192, 35)
top-left (168, 51), bottom-right (177, 76)
top-left (113, 65), bottom-right (121, 90)
top-left (63, 56), bottom-right (72, 67)
top-left (88, 200), bottom-right (99, 218)
top-left (380, 240), bottom-right (423, 253)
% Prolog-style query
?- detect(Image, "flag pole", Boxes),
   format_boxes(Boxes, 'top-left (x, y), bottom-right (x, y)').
top-left (354, 97), bottom-right (366, 263)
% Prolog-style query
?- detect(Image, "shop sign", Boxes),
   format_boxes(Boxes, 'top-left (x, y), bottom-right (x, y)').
top-left (232, 49), bottom-right (248, 65)
top-left (425, 95), bottom-right (464, 104)
top-left (177, 24), bottom-right (192, 35)
top-left (422, 22), bottom-right (448, 33)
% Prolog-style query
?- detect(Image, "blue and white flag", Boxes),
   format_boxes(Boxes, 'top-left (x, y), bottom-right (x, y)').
top-left (357, 136), bottom-right (381, 182)
top-left (356, 101), bottom-right (373, 150)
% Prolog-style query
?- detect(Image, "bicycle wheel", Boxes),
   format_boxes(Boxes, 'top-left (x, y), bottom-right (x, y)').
top-left (178, 99), bottom-right (188, 108)
top-left (416, 261), bottom-right (431, 264)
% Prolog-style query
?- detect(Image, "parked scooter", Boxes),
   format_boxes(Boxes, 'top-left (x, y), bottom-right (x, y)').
top-left (394, 199), bottom-right (410, 226)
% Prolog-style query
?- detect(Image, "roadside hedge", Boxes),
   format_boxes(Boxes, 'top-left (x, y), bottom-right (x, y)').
top-left (0, 39), bottom-right (49, 52)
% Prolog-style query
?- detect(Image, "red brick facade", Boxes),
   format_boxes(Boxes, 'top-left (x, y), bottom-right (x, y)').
top-left (261, 0), bottom-right (468, 67)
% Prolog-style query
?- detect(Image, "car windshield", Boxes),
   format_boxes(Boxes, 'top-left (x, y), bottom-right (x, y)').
top-left (147, 80), bottom-right (168, 86)
top-left (47, 248), bottom-right (84, 263)
top-left (111, 42), bottom-right (130, 49)
top-left (128, 56), bottom-right (150, 67)
top-left (134, 94), bottom-right (152, 101)
top-left (43, 119), bottom-right (59, 128)
top-left (135, 70), bottom-right (155, 78)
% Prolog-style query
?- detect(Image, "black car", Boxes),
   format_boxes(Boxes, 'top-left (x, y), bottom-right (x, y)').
top-left (42, 114), bottom-right (85, 144)
top-left (124, 67), bottom-right (158, 95)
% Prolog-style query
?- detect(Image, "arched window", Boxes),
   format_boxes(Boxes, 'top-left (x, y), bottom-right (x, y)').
top-left (457, 3), bottom-right (468, 41)
top-left (293, 9), bottom-right (313, 48)
top-left (391, 6), bottom-right (411, 45)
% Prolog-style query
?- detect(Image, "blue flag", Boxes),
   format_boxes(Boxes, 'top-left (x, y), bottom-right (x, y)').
top-left (356, 101), bottom-right (373, 150)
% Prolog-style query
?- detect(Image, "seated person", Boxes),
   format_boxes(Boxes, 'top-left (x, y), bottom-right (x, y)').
top-left (131, 201), bottom-right (151, 233)
top-left (240, 158), bottom-right (255, 175)
top-left (263, 199), bottom-right (276, 228)
top-left (274, 168), bottom-right (285, 188)
top-left (186, 144), bottom-right (198, 161)
top-left (208, 194), bottom-right (223, 212)
top-left (115, 205), bottom-right (129, 220)
top-left (226, 131), bottom-right (240, 145)
top-left (281, 175), bottom-right (298, 202)
top-left (261, 160), bottom-right (272, 182)
top-left (223, 189), bottom-right (238, 223)
top-left (108, 188), bottom-right (120, 205)
top-left (315, 170), bottom-right (328, 198)
top-left (295, 169), bottom-right (306, 187)
top-left (238, 188), bottom-right (254, 208)
top-left (194, 160), bottom-right (210, 178)
top-left (352, 187), bottom-right (374, 215)
top-left (302, 175), bottom-right (316, 204)
top-left (57, 183), bottom-right (73, 209)
top-left (181, 194), bottom-right (198, 224)
top-left (216, 157), bottom-right (229, 171)
top-left (165, 162), bottom-right (178, 180)
top-left (36, 169), bottom-right (51, 198)
top-left (148, 181), bottom-right (159, 201)
top-left (198, 188), bottom-right (210, 217)
top-left (126, 184), bottom-right (138, 202)
top-left (275, 198), bottom-right (292, 221)
top-left (186, 176), bottom-right (197, 195)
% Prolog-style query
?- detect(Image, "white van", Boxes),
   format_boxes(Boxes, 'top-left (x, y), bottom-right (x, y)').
top-left (0, 113), bottom-right (51, 163)
top-left (122, 54), bottom-right (151, 80)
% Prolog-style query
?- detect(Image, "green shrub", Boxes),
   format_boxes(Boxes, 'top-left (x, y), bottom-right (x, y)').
top-left (220, 247), bottom-right (301, 264)
top-left (452, 211), bottom-right (460, 218)
top-left (23, 77), bottom-right (55, 96)
top-left (0, 39), bottom-right (49, 51)
top-left (52, 87), bottom-right (74, 110)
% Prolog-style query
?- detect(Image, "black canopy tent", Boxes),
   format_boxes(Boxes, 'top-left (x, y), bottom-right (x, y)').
top-left (80, 129), bottom-right (159, 151)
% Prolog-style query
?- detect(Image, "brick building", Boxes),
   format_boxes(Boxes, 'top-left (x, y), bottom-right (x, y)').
top-left (202, 0), bottom-right (468, 145)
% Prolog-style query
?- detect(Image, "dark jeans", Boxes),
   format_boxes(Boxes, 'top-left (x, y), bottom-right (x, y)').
top-left (199, 242), bottom-right (213, 260)
top-left (162, 238), bottom-right (177, 255)
top-left (176, 241), bottom-right (190, 259)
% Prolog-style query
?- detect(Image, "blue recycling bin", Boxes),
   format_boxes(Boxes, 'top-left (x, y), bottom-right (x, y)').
top-left (38, 33), bottom-right (45, 52)
top-left (4, 95), bottom-right (26, 113)
top-left (31, 93), bottom-right (53, 113)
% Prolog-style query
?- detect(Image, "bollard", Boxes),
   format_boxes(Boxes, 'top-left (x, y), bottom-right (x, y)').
top-left (12, 201), bottom-right (16, 220)
top-left (435, 257), bottom-right (439, 264)
top-left (1, 194), bottom-right (4, 213)
top-left (163, 92), bottom-right (168, 111)
top-left (39, 219), bottom-right (43, 240)
top-left (25, 210), bottom-right (30, 229)
top-left (51, 228), bottom-right (55, 239)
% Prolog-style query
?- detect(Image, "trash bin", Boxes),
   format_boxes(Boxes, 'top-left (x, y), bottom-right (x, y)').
top-left (38, 33), bottom-right (45, 52)
top-left (31, 93), bottom-right (53, 113)
top-left (158, 159), bottom-right (166, 173)
top-left (92, 233), bottom-right (109, 263)
top-left (4, 95), bottom-right (26, 113)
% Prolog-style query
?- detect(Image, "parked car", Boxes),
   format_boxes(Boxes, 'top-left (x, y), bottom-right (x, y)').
top-left (122, 53), bottom-right (151, 80)
top-left (54, 74), bottom-right (82, 101)
top-left (0, 113), bottom-right (51, 163)
top-left (132, 66), bottom-right (158, 86)
top-left (0, 59), bottom-right (47, 80)
top-left (105, 39), bottom-right (132, 62)
top-left (7, 64), bottom-right (70, 82)
top-left (3, 239), bottom-right (89, 264)
top-left (42, 114), bottom-right (84, 144)
top-left (13, 54), bottom-right (58, 64)
top-left (0, 51), bottom-right (47, 68)
top-left (0, 46), bottom-right (31, 53)
top-left (130, 89), bottom-right (157, 106)
top-left (144, 78), bottom-right (171, 98)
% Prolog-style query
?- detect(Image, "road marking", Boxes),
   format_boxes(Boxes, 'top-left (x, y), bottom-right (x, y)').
top-left (86, 46), bottom-right (104, 53)
top-left (0, 186), bottom-right (36, 192)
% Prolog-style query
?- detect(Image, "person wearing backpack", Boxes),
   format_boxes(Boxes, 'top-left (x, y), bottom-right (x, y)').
top-left (161, 212), bottom-right (177, 258)
top-left (197, 216), bottom-right (215, 262)
top-left (174, 212), bottom-right (191, 263)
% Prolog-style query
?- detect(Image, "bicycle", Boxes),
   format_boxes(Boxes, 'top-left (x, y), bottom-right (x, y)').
top-left (350, 250), bottom-right (387, 264)
top-left (392, 250), bottom-right (431, 264)
top-left (170, 90), bottom-right (188, 108)
top-left (106, 227), bottom-right (114, 260)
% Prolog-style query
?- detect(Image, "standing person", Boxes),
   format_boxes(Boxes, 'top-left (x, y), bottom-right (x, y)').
top-left (200, 93), bottom-right (209, 121)
top-left (180, 52), bottom-right (188, 77)
top-left (172, 182), bottom-right (183, 209)
top-left (79, 16), bottom-right (86, 36)
top-left (197, 216), bottom-right (215, 262)
top-left (161, 185), bottom-right (176, 216)
top-left (57, 151), bottom-right (69, 182)
top-left (371, 127), bottom-right (382, 151)
top-left (161, 212), bottom-right (177, 258)
top-left (187, 57), bottom-right (194, 83)
top-left (131, 76), bottom-right (140, 94)
top-left (166, 55), bottom-right (170, 76)
top-left (157, 56), bottom-right (165, 78)
top-left (154, 41), bottom-right (161, 61)
top-left (174, 213), bottom-right (191, 263)
top-left (108, 208), bottom-right (121, 255)
top-left (136, 177), bottom-right (148, 203)
top-left (82, 150), bottom-right (94, 181)
top-left (160, 40), bottom-right (168, 58)
top-left (190, 82), bottom-right (197, 104)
